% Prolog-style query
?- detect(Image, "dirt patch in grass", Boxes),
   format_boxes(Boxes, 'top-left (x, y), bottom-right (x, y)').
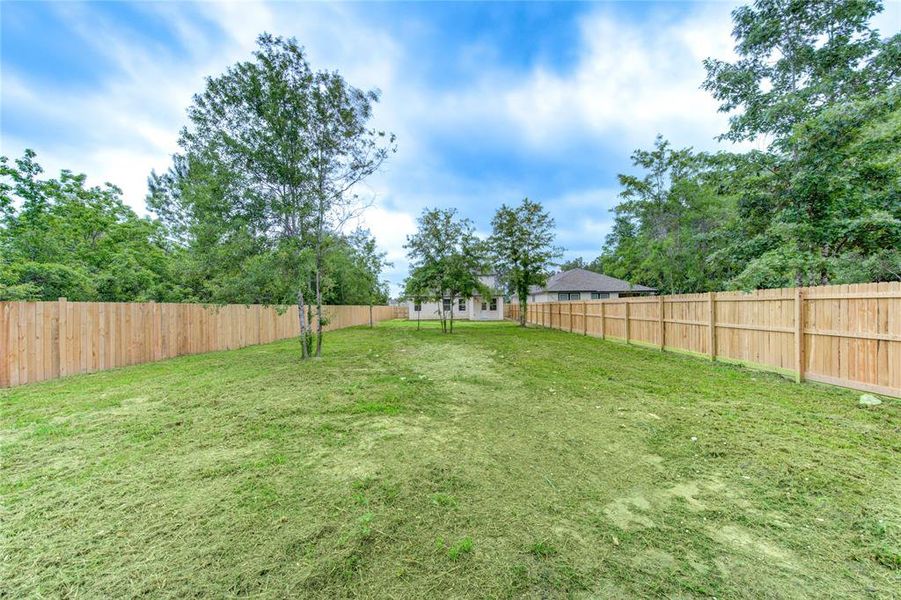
top-left (2, 320), bottom-right (898, 598)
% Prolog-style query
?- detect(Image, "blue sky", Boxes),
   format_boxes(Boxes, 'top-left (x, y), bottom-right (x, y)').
top-left (3, 1), bottom-right (898, 295)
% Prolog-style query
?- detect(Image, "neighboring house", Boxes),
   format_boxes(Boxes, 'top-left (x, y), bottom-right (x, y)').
top-left (515, 268), bottom-right (655, 303)
top-left (407, 275), bottom-right (505, 321)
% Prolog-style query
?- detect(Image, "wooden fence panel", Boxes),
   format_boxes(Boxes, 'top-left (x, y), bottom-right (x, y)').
top-left (506, 282), bottom-right (899, 397)
top-left (0, 301), bottom-right (403, 388)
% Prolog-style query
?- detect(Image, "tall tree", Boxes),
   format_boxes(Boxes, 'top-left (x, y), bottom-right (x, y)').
top-left (304, 60), bottom-right (395, 353)
top-left (599, 137), bottom-right (738, 294)
top-left (702, 0), bottom-right (899, 149)
top-left (157, 34), bottom-right (393, 357)
top-left (404, 208), bottom-right (486, 333)
top-left (488, 198), bottom-right (560, 326)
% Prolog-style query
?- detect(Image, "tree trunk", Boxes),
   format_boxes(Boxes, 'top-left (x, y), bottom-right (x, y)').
top-left (315, 262), bottom-right (323, 357)
top-left (449, 295), bottom-right (455, 333)
top-left (296, 289), bottom-right (310, 359)
top-left (314, 155), bottom-right (327, 358)
top-left (519, 283), bottom-right (528, 327)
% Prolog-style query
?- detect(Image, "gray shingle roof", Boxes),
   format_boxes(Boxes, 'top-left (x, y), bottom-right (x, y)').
top-left (528, 268), bottom-right (655, 294)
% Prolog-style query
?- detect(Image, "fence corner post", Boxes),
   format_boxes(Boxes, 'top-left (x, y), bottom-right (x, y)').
top-left (58, 297), bottom-right (68, 378)
top-left (795, 287), bottom-right (805, 383)
top-left (658, 295), bottom-right (665, 351)
top-left (708, 291), bottom-right (716, 361)
top-left (0, 302), bottom-right (7, 389)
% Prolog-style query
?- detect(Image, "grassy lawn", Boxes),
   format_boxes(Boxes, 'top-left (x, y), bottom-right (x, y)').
top-left (2, 320), bottom-right (898, 598)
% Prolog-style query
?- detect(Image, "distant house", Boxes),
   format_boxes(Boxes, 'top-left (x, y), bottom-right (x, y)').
top-left (407, 275), bottom-right (504, 321)
top-left (515, 268), bottom-right (655, 303)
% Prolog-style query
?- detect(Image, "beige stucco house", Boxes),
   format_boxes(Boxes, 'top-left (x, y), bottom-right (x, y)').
top-left (514, 268), bottom-right (655, 303)
top-left (406, 275), bottom-right (505, 321)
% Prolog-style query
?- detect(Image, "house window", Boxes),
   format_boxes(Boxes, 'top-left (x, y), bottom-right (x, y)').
top-left (590, 292), bottom-right (609, 300)
top-left (489, 298), bottom-right (497, 311)
top-left (442, 298), bottom-right (452, 312)
top-left (458, 298), bottom-right (466, 311)
top-left (557, 292), bottom-right (580, 301)
top-left (481, 302), bottom-right (487, 310)
top-left (414, 302), bottom-right (421, 311)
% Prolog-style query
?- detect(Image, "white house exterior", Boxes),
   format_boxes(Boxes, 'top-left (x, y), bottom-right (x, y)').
top-left (406, 275), bottom-right (505, 321)
top-left (514, 268), bottom-right (655, 303)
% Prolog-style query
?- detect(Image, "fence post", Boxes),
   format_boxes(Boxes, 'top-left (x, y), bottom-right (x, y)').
top-left (58, 297), bottom-right (68, 378)
top-left (658, 295), bottom-right (665, 350)
top-left (583, 301), bottom-right (587, 335)
top-left (600, 302), bottom-right (605, 339)
top-left (795, 287), bottom-right (805, 383)
top-left (0, 302), bottom-right (7, 388)
top-left (568, 303), bottom-right (573, 333)
top-left (707, 291), bottom-right (716, 361)
top-left (558, 303), bottom-right (562, 330)
top-left (624, 301), bottom-right (630, 344)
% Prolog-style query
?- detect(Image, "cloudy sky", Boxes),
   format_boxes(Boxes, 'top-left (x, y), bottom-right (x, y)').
top-left (2, 1), bottom-right (898, 295)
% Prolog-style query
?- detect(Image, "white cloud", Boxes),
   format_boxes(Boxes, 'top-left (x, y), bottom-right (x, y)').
top-left (500, 4), bottom-right (740, 152)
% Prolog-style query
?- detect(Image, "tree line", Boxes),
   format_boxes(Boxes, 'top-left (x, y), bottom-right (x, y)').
top-left (570, 0), bottom-right (899, 294)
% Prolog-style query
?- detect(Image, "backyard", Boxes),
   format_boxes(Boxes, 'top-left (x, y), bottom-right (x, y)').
top-left (2, 320), bottom-right (898, 598)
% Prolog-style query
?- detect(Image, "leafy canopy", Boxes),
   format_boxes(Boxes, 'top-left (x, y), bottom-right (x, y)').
top-left (488, 198), bottom-right (560, 325)
top-left (404, 208), bottom-right (487, 333)
top-left (1, 151), bottom-right (179, 302)
top-left (703, 0), bottom-right (899, 148)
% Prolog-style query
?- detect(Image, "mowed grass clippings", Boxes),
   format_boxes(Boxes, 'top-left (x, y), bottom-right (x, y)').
top-left (1, 320), bottom-right (898, 598)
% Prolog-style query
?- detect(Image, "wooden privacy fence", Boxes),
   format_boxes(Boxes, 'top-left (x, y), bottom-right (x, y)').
top-left (0, 301), bottom-right (406, 388)
top-left (506, 282), bottom-right (900, 398)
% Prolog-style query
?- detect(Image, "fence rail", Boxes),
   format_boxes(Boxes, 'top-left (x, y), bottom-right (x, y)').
top-left (1, 300), bottom-right (406, 388)
top-left (506, 282), bottom-right (900, 398)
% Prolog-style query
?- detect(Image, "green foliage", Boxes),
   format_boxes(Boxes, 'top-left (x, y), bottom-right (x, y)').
top-left (329, 228), bottom-right (391, 307)
top-left (8, 261), bottom-right (96, 300)
top-left (488, 198), bottom-right (561, 325)
top-left (1, 151), bottom-right (179, 302)
top-left (404, 208), bottom-right (487, 333)
top-left (598, 138), bottom-right (738, 294)
top-left (726, 89), bottom-right (901, 287)
top-left (702, 0), bottom-right (897, 149)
